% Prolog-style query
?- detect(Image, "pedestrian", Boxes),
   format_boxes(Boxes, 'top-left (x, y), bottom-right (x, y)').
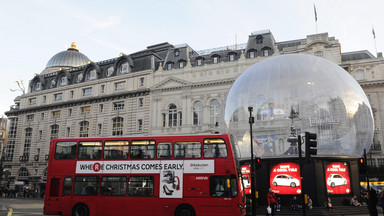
top-left (327, 197), bottom-right (334, 212)
top-left (307, 196), bottom-right (313, 210)
top-left (267, 188), bottom-right (277, 216)
top-left (350, 195), bottom-right (361, 206)
top-left (291, 196), bottom-right (299, 211)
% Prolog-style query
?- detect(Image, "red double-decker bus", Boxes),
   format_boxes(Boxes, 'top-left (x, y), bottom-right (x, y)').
top-left (44, 134), bottom-right (246, 216)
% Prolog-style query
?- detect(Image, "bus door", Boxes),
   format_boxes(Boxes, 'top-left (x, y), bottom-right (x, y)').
top-left (45, 177), bottom-right (60, 214)
top-left (126, 176), bottom-right (155, 216)
top-left (60, 177), bottom-right (74, 216)
top-left (201, 176), bottom-right (237, 216)
top-left (96, 176), bottom-right (127, 216)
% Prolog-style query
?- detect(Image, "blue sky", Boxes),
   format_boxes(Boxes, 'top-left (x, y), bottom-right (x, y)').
top-left (0, 0), bottom-right (383, 117)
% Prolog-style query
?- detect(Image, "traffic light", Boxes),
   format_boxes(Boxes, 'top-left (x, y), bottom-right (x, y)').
top-left (359, 157), bottom-right (367, 175)
top-left (305, 132), bottom-right (317, 162)
top-left (255, 158), bottom-right (261, 169)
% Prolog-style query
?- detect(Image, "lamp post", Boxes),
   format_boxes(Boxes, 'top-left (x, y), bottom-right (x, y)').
top-left (248, 107), bottom-right (256, 216)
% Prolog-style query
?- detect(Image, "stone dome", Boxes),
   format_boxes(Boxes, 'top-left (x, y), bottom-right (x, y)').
top-left (223, 54), bottom-right (373, 158)
top-left (45, 42), bottom-right (90, 69)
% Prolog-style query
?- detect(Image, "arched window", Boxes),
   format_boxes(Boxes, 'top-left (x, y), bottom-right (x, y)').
top-left (314, 51), bottom-right (324, 58)
top-left (193, 101), bottom-right (204, 126)
top-left (212, 55), bottom-right (220, 64)
top-left (167, 62), bottom-right (173, 70)
top-left (106, 66), bottom-right (114, 77)
top-left (87, 69), bottom-right (97, 81)
top-left (120, 62), bottom-right (129, 74)
top-left (256, 35), bottom-right (263, 44)
top-left (355, 69), bottom-right (365, 80)
top-left (35, 81), bottom-right (41, 91)
top-left (59, 75), bottom-right (68, 86)
top-left (76, 73), bottom-right (83, 83)
top-left (18, 167), bottom-right (29, 179)
top-left (112, 117), bottom-right (124, 136)
top-left (179, 60), bottom-right (185, 69)
top-left (174, 49), bottom-right (180, 57)
top-left (248, 49), bottom-right (256, 59)
top-left (23, 128), bottom-right (32, 158)
top-left (79, 121), bottom-right (89, 137)
top-left (262, 48), bottom-right (271, 57)
top-left (196, 58), bottom-right (204, 66)
top-left (169, 104), bottom-right (181, 127)
top-left (50, 79), bottom-right (56, 88)
top-left (210, 99), bottom-right (220, 125)
top-left (50, 124), bottom-right (59, 140)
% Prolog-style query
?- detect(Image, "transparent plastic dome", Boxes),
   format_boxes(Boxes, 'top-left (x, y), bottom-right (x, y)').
top-left (223, 54), bottom-right (373, 158)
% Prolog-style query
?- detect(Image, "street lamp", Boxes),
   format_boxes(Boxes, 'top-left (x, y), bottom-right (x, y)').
top-left (248, 107), bottom-right (256, 216)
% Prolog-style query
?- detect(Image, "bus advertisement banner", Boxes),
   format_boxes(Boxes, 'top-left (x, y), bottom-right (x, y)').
top-left (325, 162), bottom-right (351, 194)
top-left (270, 162), bottom-right (302, 195)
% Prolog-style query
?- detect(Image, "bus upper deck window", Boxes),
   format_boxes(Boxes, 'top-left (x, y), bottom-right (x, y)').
top-left (157, 142), bottom-right (172, 158)
top-left (174, 142), bottom-right (201, 158)
top-left (204, 139), bottom-right (228, 158)
top-left (104, 141), bottom-right (129, 159)
top-left (78, 142), bottom-right (102, 160)
top-left (131, 140), bottom-right (155, 159)
top-left (55, 141), bottom-right (77, 160)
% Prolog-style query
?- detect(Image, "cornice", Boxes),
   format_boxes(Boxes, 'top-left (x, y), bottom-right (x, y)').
top-left (5, 88), bottom-right (150, 116)
top-left (359, 80), bottom-right (384, 87)
top-left (152, 78), bottom-right (235, 92)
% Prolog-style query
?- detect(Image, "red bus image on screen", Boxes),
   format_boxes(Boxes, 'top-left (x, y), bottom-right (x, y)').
top-left (270, 162), bottom-right (302, 195)
top-left (43, 134), bottom-right (246, 216)
top-left (325, 162), bottom-right (351, 194)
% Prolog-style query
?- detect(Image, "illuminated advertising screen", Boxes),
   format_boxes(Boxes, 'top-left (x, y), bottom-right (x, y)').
top-left (325, 162), bottom-right (351, 194)
top-left (270, 162), bottom-right (302, 195)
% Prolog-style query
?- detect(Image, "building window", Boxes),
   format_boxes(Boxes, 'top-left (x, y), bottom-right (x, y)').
top-left (256, 35), bottom-right (263, 44)
top-left (137, 119), bottom-right (143, 132)
top-left (81, 106), bottom-right (91, 114)
top-left (52, 110), bottom-right (61, 118)
top-left (97, 124), bottom-right (102, 135)
top-left (113, 101), bottom-right (125, 110)
top-left (193, 101), bottom-right (204, 126)
top-left (35, 82), bottom-right (41, 91)
top-left (120, 62), bottom-right (129, 74)
top-left (101, 85), bottom-right (105, 93)
top-left (39, 130), bottom-right (42, 140)
top-left (79, 121), bottom-right (89, 137)
top-left (167, 62), bottom-right (173, 70)
top-left (66, 127), bottom-right (70, 137)
top-left (76, 73), bottom-right (83, 83)
top-left (140, 77), bottom-right (145, 86)
top-left (106, 66), bottom-right (114, 77)
top-left (99, 104), bottom-right (104, 113)
top-left (112, 117), bottom-right (124, 136)
top-left (54, 93), bottom-right (63, 101)
top-left (83, 87), bottom-right (92, 96)
top-left (213, 56), bottom-right (219, 64)
top-left (229, 54), bottom-right (235, 61)
top-left (115, 82), bottom-right (125, 90)
top-left (70, 90), bottom-right (74, 98)
top-left (138, 98), bottom-right (144, 107)
top-left (18, 168), bottom-right (29, 179)
top-left (168, 104), bottom-right (179, 127)
top-left (249, 51), bottom-right (255, 59)
top-left (162, 113), bottom-right (166, 127)
top-left (174, 49), bottom-right (180, 57)
top-left (377, 158), bottom-right (384, 167)
top-left (50, 124), bottom-right (59, 140)
top-left (43, 95), bottom-right (47, 102)
top-left (262, 49), bottom-right (270, 57)
top-left (41, 113), bottom-right (45, 120)
top-left (314, 51), bottom-right (324, 58)
top-left (368, 158), bottom-right (376, 167)
top-left (179, 61), bottom-right (184, 68)
top-left (87, 69), bottom-right (97, 81)
top-left (59, 75), bottom-right (68, 86)
top-left (210, 99), bottom-right (220, 125)
top-left (50, 79), bottom-right (56, 88)
top-left (23, 128), bottom-right (32, 159)
top-left (29, 98), bottom-right (36, 105)
top-left (68, 108), bottom-right (72, 117)
top-left (355, 69), bottom-right (365, 80)
top-left (26, 114), bottom-right (34, 122)
top-left (197, 59), bottom-right (203, 66)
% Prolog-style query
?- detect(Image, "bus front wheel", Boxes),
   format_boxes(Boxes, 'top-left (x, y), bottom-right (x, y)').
top-left (175, 204), bottom-right (196, 216)
top-left (72, 203), bottom-right (89, 216)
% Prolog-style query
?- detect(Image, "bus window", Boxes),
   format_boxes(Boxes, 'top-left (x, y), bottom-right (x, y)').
top-left (55, 141), bottom-right (77, 160)
top-left (204, 139), bottom-right (228, 158)
top-left (78, 141), bottom-right (102, 160)
top-left (62, 177), bottom-right (73, 195)
top-left (74, 176), bottom-right (99, 196)
top-left (104, 141), bottom-right (129, 159)
top-left (128, 176), bottom-right (154, 197)
top-left (174, 142), bottom-right (201, 158)
top-left (101, 176), bottom-right (127, 196)
top-left (210, 176), bottom-right (234, 197)
top-left (157, 142), bottom-right (172, 158)
top-left (130, 140), bottom-right (155, 159)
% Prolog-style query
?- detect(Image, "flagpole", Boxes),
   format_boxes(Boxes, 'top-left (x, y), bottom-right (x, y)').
top-left (373, 26), bottom-right (377, 56)
top-left (314, 3), bottom-right (318, 34)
